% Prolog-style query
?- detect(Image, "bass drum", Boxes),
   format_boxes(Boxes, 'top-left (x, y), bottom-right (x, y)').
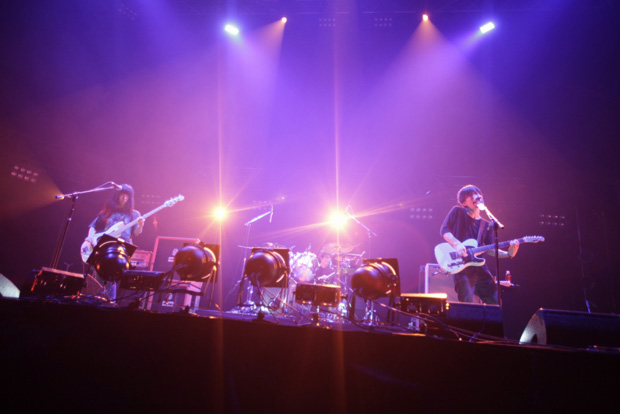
top-left (290, 252), bottom-right (317, 283)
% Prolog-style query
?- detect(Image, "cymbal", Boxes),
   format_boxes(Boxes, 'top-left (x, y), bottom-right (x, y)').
top-left (321, 242), bottom-right (353, 254)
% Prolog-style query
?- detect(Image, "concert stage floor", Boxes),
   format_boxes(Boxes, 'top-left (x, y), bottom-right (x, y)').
top-left (1, 297), bottom-right (619, 413)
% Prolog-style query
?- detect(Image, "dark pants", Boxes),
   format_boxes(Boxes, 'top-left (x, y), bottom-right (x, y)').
top-left (454, 266), bottom-right (498, 304)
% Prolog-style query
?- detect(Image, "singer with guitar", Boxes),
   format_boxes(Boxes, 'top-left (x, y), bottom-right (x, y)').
top-left (439, 185), bottom-right (519, 304)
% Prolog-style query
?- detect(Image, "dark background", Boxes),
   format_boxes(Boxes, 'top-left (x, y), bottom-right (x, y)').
top-left (1, 0), bottom-right (618, 338)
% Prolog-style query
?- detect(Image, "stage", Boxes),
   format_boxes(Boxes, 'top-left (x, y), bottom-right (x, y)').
top-left (1, 297), bottom-right (619, 413)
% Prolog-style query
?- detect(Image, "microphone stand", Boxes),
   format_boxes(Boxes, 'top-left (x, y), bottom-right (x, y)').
top-left (50, 183), bottom-right (118, 270)
top-left (481, 205), bottom-right (505, 307)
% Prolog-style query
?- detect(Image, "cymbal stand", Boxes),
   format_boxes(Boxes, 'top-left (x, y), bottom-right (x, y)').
top-left (234, 209), bottom-right (272, 312)
top-left (361, 299), bottom-right (380, 326)
top-left (345, 208), bottom-right (377, 258)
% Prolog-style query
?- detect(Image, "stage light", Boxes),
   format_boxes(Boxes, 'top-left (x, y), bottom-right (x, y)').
top-left (281, 17), bottom-right (287, 23)
top-left (90, 238), bottom-right (136, 282)
top-left (244, 248), bottom-right (288, 287)
top-left (329, 211), bottom-right (348, 229)
top-left (410, 207), bottom-right (434, 220)
top-left (224, 24), bottom-right (240, 35)
top-left (10, 165), bottom-right (39, 183)
top-left (422, 14), bottom-right (429, 22)
top-left (480, 22), bottom-right (495, 34)
top-left (213, 206), bottom-right (228, 221)
top-left (351, 259), bottom-right (400, 300)
top-left (174, 242), bottom-right (219, 282)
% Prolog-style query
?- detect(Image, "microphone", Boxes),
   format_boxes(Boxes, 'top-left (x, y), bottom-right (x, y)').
top-left (109, 182), bottom-right (122, 190)
top-left (477, 202), bottom-right (487, 211)
top-left (269, 204), bottom-right (274, 223)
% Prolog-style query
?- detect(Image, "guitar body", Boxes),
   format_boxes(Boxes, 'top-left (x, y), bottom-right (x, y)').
top-left (434, 239), bottom-right (485, 274)
top-left (80, 222), bottom-right (126, 263)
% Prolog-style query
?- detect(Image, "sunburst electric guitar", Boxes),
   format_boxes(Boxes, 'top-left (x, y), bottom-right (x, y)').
top-left (434, 235), bottom-right (545, 274)
top-left (81, 195), bottom-right (184, 263)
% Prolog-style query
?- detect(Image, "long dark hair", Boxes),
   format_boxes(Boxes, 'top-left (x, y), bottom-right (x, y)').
top-left (99, 184), bottom-right (135, 218)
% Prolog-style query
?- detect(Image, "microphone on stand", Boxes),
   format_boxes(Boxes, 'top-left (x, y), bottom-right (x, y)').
top-left (109, 182), bottom-right (122, 190)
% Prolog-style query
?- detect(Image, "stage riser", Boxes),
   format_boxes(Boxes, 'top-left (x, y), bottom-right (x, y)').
top-left (1, 299), bottom-right (618, 412)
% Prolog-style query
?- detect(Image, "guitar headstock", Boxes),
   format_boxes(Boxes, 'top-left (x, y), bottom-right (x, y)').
top-left (165, 195), bottom-right (185, 207)
top-left (523, 235), bottom-right (545, 243)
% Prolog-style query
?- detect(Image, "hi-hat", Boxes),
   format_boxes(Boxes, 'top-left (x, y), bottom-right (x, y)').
top-left (321, 242), bottom-right (354, 254)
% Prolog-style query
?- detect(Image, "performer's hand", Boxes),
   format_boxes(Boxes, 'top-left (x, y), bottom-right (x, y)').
top-left (455, 242), bottom-right (467, 257)
top-left (507, 240), bottom-right (520, 258)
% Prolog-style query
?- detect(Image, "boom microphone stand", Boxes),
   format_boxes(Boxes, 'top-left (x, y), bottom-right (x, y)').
top-left (479, 202), bottom-right (505, 307)
top-left (50, 182), bottom-right (119, 270)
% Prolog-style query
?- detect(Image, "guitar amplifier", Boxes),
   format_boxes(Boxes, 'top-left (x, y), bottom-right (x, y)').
top-left (149, 236), bottom-right (201, 273)
top-left (131, 250), bottom-right (152, 269)
top-left (422, 263), bottom-right (458, 302)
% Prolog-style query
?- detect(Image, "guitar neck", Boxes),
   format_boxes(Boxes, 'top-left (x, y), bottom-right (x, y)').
top-left (130, 204), bottom-right (168, 227)
top-left (111, 204), bottom-right (168, 236)
top-left (471, 238), bottom-right (524, 255)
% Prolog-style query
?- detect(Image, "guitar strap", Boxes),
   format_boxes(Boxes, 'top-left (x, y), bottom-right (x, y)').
top-left (476, 218), bottom-right (488, 246)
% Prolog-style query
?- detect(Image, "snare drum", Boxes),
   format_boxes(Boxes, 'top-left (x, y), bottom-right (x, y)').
top-left (290, 252), bottom-right (318, 283)
top-left (294, 283), bottom-right (341, 307)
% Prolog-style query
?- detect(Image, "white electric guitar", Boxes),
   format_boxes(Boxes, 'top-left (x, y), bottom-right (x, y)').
top-left (81, 195), bottom-right (184, 263)
top-left (434, 235), bottom-right (545, 274)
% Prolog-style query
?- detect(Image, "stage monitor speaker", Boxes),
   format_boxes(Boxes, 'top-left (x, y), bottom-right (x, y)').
top-left (520, 308), bottom-right (620, 349)
top-left (0, 274), bottom-right (20, 298)
top-left (422, 263), bottom-right (458, 302)
top-left (30, 267), bottom-right (85, 296)
top-left (440, 302), bottom-right (504, 338)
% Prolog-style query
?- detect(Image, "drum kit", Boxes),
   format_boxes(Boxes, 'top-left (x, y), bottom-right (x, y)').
top-left (286, 241), bottom-right (364, 321)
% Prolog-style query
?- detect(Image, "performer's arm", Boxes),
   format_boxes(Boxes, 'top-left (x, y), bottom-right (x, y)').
top-left (133, 211), bottom-right (145, 237)
top-left (487, 240), bottom-right (520, 259)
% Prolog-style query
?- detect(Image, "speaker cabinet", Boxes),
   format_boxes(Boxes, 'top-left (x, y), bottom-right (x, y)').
top-left (422, 263), bottom-right (458, 302)
top-left (520, 308), bottom-right (620, 348)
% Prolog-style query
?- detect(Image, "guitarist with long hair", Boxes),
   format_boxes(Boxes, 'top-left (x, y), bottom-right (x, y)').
top-left (84, 184), bottom-right (145, 249)
top-left (439, 185), bottom-right (519, 304)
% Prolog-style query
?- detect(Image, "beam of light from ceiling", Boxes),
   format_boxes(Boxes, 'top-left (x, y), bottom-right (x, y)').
top-left (212, 17), bottom-right (286, 232)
